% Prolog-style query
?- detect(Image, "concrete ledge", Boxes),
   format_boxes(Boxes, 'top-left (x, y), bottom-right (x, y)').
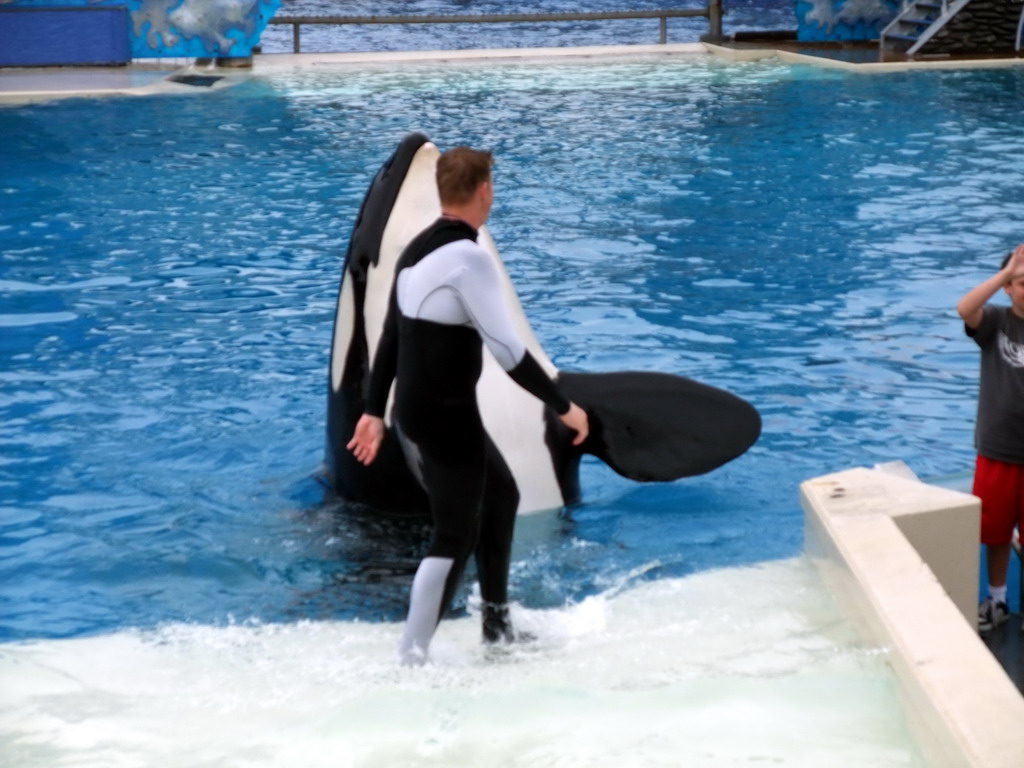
top-left (251, 43), bottom-right (707, 72)
top-left (700, 42), bottom-right (778, 62)
top-left (702, 41), bottom-right (1024, 73)
top-left (0, 65), bottom-right (245, 105)
top-left (802, 467), bottom-right (1024, 768)
top-left (774, 48), bottom-right (1024, 73)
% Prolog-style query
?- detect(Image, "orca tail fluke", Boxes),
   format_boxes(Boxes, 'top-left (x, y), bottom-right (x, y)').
top-left (557, 370), bottom-right (761, 482)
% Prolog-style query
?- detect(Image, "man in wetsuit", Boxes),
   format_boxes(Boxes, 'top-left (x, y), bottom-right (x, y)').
top-left (347, 146), bottom-right (589, 665)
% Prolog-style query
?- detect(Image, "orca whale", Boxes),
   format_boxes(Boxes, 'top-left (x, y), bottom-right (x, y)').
top-left (324, 133), bottom-right (761, 517)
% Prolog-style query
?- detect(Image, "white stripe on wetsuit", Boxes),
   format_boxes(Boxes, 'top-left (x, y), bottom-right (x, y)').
top-left (396, 238), bottom-right (526, 371)
top-left (398, 556), bottom-right (453, 666)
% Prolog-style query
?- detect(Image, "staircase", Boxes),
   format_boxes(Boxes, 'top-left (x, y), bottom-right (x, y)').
top-left (879, 0), bottom-right (972, 55)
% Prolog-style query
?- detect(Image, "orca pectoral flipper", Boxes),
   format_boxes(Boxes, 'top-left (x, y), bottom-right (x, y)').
top-left (557, 371), bottom-right (761, 482)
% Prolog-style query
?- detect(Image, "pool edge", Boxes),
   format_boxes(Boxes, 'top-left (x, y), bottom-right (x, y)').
top-left (802, 466), bottom-right (1024, 768)
top-left (703, 41), bottom-right (1024, 73)
top-left (0, 63), bottom-right (247, 105)
top-left (4, 42), bottom-right (1023, 106)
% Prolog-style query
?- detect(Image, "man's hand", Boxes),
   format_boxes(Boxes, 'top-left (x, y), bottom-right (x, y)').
top-left (560, 402), bottom-right (589, 447)
top-left (347, 414), bottom-right (385, 465)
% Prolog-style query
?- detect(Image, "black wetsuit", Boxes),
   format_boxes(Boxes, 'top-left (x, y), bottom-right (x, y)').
top-left (365, 217), bottom-right (569, 661)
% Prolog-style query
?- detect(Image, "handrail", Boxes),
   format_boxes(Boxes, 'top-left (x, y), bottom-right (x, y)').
top-left (1017, 0), bottom-right (1024, 50)
top-left (269, 7), bottom-right (724, 54)
top-left (880, 0), bottom-right (972, 56)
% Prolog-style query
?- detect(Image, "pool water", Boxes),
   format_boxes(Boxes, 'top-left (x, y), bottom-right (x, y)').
top-left (263, 0), bottom-right (797, 53)
top-left (2, 55), bottom-right (1022, 764)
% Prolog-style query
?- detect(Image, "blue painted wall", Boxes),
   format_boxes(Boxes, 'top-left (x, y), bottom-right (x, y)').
top-left (0, 0), bottom-right (280, 61)
top-left (0, 7), bottom-right (131, 66)
top-left (795, 0), bottom-right (900, 41)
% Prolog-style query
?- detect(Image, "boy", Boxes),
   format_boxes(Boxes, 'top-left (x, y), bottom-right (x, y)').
top-left (957, 244), bottom-right (1024, 631)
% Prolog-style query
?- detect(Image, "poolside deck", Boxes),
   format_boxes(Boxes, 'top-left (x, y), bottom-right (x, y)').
top-left (0, 62), bottom-right (243, 104)
top-left (723, 30), bottom-right (1024, 63)
top-left (706, 31), bottom-right (1024, 72)
top-left (983, 614), bottom-right (1024, 695)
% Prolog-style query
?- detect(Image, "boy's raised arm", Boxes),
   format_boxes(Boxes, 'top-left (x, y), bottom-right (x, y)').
top-left (957, 244), bottom-right (1024, 330)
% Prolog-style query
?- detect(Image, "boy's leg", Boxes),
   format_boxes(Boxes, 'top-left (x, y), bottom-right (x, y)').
top-left (987, 543), bottom-right (1013, 590)
top-left (975, 455), bottom-right (1018, 631)
top-left (976, 455), bottom-right (1019, 579)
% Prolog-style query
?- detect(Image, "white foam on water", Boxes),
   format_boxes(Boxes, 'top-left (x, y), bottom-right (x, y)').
top-left (0, 558), bottom-right (923, 767)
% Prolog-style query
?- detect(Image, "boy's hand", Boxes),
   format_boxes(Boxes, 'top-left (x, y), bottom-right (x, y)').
top-left (1005, 244), bottom-right (1024, 282)
top-left (958, 244), bottom-right (1024, 329)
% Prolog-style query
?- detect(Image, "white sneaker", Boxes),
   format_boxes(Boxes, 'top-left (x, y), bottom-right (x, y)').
top-left (978, 597), bottom-right (1009, 632)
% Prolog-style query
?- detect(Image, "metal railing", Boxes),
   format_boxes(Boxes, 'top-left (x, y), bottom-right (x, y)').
top-left (269, 7), bottom-right (724, 54)
top-left (1017, 0), bottom-right (1024, 50)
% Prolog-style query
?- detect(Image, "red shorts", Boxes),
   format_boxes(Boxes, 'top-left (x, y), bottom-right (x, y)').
top-left (974, 455), bottom-right (1024, 545)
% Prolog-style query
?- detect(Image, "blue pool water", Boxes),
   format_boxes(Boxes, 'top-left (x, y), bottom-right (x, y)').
top-left (3, 58), bottom-right (1024, 642)
top-left (5, 53), bottom-right (1022, 766)
top-left (263, 0), bottom-right (797, 53)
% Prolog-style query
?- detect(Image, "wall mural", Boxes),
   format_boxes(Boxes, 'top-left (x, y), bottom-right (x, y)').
top-left (795, 0), bottom-right (899, 41)
top-left (0, 0), bottom-right (281, 58)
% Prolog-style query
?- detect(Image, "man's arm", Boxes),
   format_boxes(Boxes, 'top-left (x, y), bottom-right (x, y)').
top-left (349, 277), bottom-right (401, 467)
top-left (957, 244), bottom-right (1024, 329)
top-left (365, 282), bottom-right (401, 417)
top-left (456, 248), bottom-right (589, 444)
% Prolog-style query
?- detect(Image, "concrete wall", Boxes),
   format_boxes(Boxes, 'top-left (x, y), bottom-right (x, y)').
top-left (802, 466), bottom-right (1024, 768)
top-left (795, 0), bottom-right (900, 41)
top-left (0, 6), bottom-right (129, 67)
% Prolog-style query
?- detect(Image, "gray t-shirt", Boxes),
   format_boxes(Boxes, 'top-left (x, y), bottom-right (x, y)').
top-left (967, 304), bottom-right (1024, 464)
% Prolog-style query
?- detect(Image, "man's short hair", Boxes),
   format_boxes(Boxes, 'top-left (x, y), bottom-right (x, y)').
top-left (437, 147), bottom-right (493, 206)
